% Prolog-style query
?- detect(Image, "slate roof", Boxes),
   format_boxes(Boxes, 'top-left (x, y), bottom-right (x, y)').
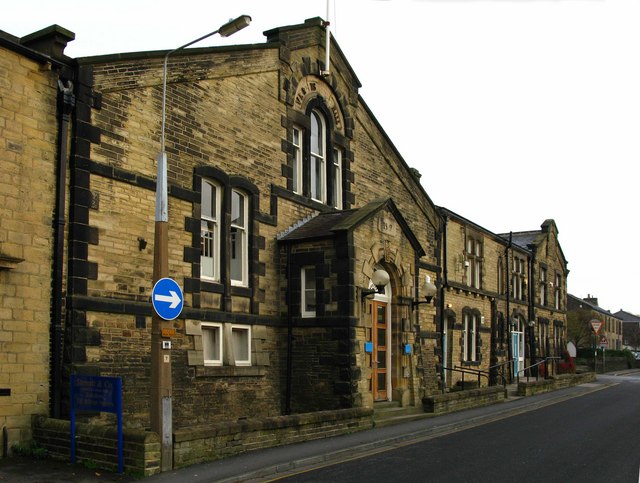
top-left (277, 210), bottom-right (356, 242)
top-left (614, 310), bottom-right (640, 323)
top-left (278, 198), bottom-right (425, 257)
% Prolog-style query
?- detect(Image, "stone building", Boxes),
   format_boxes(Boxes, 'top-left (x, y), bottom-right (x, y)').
top-left (439, 209), bottom-right (569, 386)
top-left (55, 16), bottom-right (442, 431)
top-left (1, 16), bottom-right (571, 461)
top-left (0, 25), bottom-right (75, 445)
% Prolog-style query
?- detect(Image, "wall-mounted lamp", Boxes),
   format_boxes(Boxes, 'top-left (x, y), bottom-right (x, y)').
top-left (361, 269), bottom-right (390, 300)
top-left (412, 275), bottom-right (438, 308)
top-left (137, 237), bottom-right (148, 251)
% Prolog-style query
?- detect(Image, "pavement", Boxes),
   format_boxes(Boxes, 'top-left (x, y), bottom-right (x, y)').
top-left (0, 373), bottom-right (629, 483)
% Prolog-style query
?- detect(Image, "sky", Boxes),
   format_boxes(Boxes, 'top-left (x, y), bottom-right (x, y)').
top-left (4, 0), bottom-right (640, 315)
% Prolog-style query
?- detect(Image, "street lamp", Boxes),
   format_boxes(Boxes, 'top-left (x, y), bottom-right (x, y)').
top-left (151, 14), bottom-right (251, 472)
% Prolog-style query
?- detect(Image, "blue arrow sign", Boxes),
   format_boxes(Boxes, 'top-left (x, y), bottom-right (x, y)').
top-left (152, 278), bottom-right (184, 320)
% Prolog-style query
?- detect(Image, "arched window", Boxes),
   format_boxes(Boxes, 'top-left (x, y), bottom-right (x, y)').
top-left (310, 110), bottom-right (326, 203)
top-left (201, 179), bottom-right (221, 281)
top-left (289, 102), bottom-right (345, 209)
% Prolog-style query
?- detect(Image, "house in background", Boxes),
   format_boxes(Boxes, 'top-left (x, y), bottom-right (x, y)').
top-left (568, 294), bottom-right (623, 350)
top-left (614, 309), bottom-right (640, 350)
top-left (439, 209), bottom-right (569, 387)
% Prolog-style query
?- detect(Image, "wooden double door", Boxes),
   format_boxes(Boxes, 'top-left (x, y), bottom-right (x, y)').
top-left (371, 301), bottom-right (389, 401)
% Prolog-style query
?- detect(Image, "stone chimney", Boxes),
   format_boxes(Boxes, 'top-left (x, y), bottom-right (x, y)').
top-left (20, 24), bottom-right (75, 61)
top-left (584, 294), bottom-right (599, 307)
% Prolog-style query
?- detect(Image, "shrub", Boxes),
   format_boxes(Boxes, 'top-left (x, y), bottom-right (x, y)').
top-left (558, 351), bottom-right (576, 374)
top-left (11, 441), bottom-right (48, 459)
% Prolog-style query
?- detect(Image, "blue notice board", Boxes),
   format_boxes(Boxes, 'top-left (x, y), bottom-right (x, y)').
top-left (70, 375), bottom-right (123, 474)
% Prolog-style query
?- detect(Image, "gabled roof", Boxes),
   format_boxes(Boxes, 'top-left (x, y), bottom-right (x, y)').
top-left (438, 206), bottom-right (530, 254)
top-left (614, 310), bottom-right (640, 323)
top-left (568, 293), bottom-right (620, 319)
top-left (264, 17), bottom-right (362, 89)
top-left (500, 219), bottom-right (568, 270)
top-left (278, 198), bottom-right (425, 257)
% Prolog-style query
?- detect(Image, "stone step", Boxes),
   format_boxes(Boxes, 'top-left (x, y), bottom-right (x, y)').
top-left (373, 404), bottom-right (429, 428)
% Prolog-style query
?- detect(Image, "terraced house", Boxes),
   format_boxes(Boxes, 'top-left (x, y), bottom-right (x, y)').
top-left (439, 210), bottom-right (569, 388)
top-left (0, 16), bottom-right (569, 471)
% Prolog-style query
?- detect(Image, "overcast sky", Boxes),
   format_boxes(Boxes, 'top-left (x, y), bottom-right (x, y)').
top-left (5, 0), bottom-right (640, 315)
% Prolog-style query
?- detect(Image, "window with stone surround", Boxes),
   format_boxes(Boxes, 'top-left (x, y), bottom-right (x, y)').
top-left (202, 322), bottom-right (222, 366)
top-left (310, 110), bottom-right (326, 203)
top-left (231, 324), bottom-right (251, 366)
top-left (189, 321), bottom-right (257, 370)
top-left (195, 170), bottom-right (259, 302)
top-left (554, 273), bottom-right (562, 310)
top-left (462, 308), bottom-right (481, 363)
top-left (301, 266), bottom-right (316, 317)
top-left (287, 98), bottom-right (347, 209)
top-left (292, 125), bottom-right (303, 195)
top-left (539, 265), bottom-right (547, 306)
top-left (230, 189), bottom-right (248, 287)
top-left (465, 235), bottom-right (483, 289)
top-left (538, 319), bottom-right (549, 355)
top-left (512, 256), bottom-right (526, 302)
top-left (331, 147), bottom-right (343, 209)
top-left (201, 179), bottom-right (221, 281)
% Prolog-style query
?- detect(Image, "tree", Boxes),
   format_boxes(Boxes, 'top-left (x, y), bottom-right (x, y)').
top-left (567, 308), bottom-right (595, 349)
top-left (623, 322), bottom-right (640, 349)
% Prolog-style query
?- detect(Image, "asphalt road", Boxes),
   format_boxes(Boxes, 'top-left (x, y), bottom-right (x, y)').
top-left (276, 373), bottom-right (640, 482)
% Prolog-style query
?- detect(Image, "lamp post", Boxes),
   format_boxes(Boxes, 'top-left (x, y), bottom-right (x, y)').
top-left (151, 15), bottom-right (251, 471)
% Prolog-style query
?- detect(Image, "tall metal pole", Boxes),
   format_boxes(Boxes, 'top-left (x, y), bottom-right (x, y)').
top-left (150, 15), bottom-right (251, 472)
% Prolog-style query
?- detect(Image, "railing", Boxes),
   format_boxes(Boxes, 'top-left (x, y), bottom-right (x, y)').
top-left (486, 359), bottom-right (514, 387)
top-left (444, 356), bottom-right (561, 391)
top-left (443, 366), bottom-right (490, 390)
top-left (517, 356), bottom-right (562, 383)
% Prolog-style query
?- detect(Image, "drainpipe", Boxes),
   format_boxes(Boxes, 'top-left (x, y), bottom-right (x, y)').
top-left (528, 246), bottom-right (537, 370)
top-left (51, 79), bottom-right (75, 418)
top-left (439, 213), bottom-right (449, 394)
top-left (284, 244), bottom-right (293, 415)
top-left (505, 232), bottom-right (513, 379)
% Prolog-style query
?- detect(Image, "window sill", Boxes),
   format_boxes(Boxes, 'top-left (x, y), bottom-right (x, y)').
top-left (195, 365), bottom-right (266, 378)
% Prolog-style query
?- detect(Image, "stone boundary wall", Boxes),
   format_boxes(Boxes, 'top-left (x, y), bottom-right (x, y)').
top-left (172, 407), bottom-right (374, 469)
top-left (422, 386), bottom-right (506, 415)
top-left (31, 416), bottom-right (159, 476)
top-left (517, 372), bottom-right (596, 397)
top-left (31, 408), bottom-right (373, 475)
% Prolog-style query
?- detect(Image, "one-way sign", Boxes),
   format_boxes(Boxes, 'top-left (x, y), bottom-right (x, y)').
top-left (152, 278), bottom-right (184, 320)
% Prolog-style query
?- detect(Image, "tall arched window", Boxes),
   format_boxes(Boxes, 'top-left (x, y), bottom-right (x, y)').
top-left (310, 110), bottom-right (326, 202)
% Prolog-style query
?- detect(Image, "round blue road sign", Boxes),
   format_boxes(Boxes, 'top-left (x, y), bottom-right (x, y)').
top-left (152, 278), bottom-right (184, 320)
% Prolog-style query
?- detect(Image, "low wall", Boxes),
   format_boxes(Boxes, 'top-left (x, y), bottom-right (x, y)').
top-left (422, 386), bottom-right (506, 415)
top-left (32, 408), bottom-right (374, 475)
top-left (173, 407), bottom-right (373, 469)
top-left (517, 372), bottom-right (596, 397)
top-left (32, 416), bottom-right (159, 476)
